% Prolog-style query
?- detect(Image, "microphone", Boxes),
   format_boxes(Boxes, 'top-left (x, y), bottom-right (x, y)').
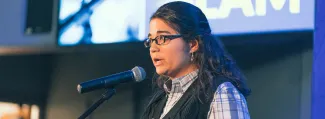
top-left (77, 66), bottom-right (146, 94)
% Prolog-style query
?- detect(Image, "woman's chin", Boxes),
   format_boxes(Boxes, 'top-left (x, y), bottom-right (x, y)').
top-left (155, 68), bottom-right (167, 75)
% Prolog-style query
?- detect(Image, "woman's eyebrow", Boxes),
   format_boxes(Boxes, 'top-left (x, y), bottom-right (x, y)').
top-left (147, 30), bottom-right (171, 38)
top-left (157, 30), bottom-right (171, 34)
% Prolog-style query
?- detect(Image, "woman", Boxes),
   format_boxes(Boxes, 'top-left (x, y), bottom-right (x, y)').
top-left (142, 1), bottom-right (251, 119)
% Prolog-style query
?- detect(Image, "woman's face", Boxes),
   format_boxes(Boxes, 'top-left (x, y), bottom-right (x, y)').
top-left (148, 18), bottom-right (197, 79)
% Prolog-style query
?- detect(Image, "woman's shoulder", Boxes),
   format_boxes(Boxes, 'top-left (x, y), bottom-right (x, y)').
top-left (211, 81), bottom-right (248, 107)
top-left (215, 81), bottom-right (240, 94)
top-left (209, 83), bottom-right (251, 119)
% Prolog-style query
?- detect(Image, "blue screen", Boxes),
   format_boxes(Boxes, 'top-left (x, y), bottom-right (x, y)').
top-left (57, 0), bottom-right (146, 46)
top-left (58, 0), bottom-right (314, 46)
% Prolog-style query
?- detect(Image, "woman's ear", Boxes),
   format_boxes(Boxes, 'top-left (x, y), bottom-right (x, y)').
top-left (189, 39), bottom-right (199, 53)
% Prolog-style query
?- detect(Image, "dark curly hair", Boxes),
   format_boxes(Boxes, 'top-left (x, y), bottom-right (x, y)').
top-left (150, 1), bottom-right (251, 98)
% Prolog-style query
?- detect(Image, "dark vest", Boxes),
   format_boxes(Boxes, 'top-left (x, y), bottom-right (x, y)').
top-left (142, 77), bottom-right (229, 119)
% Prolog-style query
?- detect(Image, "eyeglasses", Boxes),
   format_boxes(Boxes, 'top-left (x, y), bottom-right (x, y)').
top-left (144, 34), bottom-right (183, 48)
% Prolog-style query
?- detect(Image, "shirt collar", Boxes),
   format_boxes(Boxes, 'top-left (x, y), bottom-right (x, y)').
top-left (163, 69), bottom-right (199, 93)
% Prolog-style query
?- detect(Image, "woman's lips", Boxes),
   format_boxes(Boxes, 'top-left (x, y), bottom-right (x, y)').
top-left (154, 60), bottom-right (163, 66)
top-left (153, 58), bottom-right (163, 66)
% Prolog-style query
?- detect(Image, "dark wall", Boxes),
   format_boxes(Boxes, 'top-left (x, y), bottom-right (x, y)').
top-left (0, 54), bottom-right (54, 119)
top-left (224, 31), bottom-right (312, 119)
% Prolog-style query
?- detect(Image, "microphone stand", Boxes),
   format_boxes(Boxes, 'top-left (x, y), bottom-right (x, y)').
top-left (78, 88), bottom-right (116, 119)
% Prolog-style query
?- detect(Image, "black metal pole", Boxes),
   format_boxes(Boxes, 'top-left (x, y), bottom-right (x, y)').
top-left (78, 88), bottom-right (116, 119)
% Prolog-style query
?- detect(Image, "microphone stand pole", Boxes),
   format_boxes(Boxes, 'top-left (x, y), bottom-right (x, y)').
top-left (78, 88), bottom-right (116, 119)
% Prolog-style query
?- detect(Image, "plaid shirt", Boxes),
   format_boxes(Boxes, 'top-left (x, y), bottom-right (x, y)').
top-left (160, 70), bottom-right (250, 119)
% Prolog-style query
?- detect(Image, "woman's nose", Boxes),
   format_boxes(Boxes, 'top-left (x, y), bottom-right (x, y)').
top-left (150, 43), bottom-right (159, 53)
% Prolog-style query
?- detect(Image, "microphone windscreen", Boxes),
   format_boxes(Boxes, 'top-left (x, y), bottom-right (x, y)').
top-left (132, 66), bottom-right (146, 82)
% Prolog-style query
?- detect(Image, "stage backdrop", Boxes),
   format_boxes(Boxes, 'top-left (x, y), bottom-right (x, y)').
top-left (57, 0), bottom-right (314, 46)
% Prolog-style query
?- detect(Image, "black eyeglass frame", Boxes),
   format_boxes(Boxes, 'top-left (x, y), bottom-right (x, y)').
top-left (144, 34), bottom-right (183, 48)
